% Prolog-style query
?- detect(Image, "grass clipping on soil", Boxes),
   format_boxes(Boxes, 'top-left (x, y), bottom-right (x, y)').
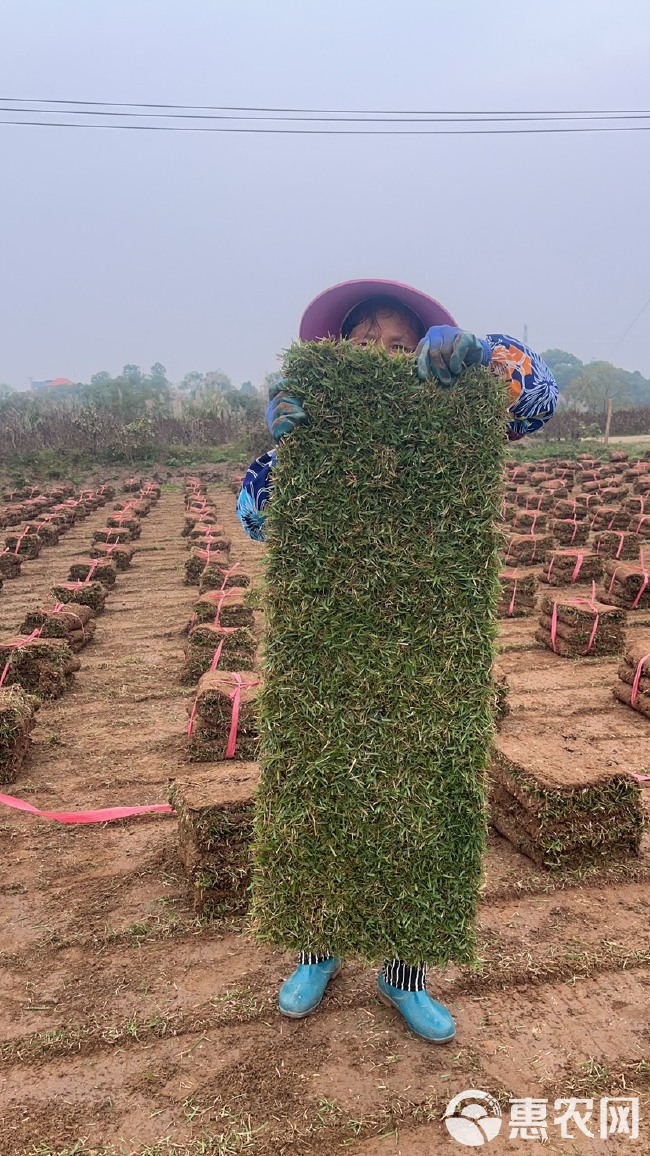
top-left (251, 342), bottom-right (506, 965)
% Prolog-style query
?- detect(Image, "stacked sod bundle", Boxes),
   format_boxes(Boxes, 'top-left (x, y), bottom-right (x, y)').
top-left (187, 670), bottom-right (260, 761)
top-left (169, 764), bottom-right (260, 914)
top-left (490, 734), bottom-right (643, 869)
top-left (600, 559), bottom-right (650, 609)
top-left (497, 568), bottom-right (537, 617)
top-left (89, 543), bottom-right (134, 570)
top-left (20, 605), bottom-right (96, 652)
top-left (0, 637), bottom-right (80, 698)
top-left (252, 343), bottom-right (505, 965)
top-left (52, 581), bottom-right (108, 614)
top-left (540, 550), bottom-right (603, 587)
top-left (536, 593), bottom-right (626, 657)
top-left (614, 642), bottom-right (650, 719)
top-left (0, 687), bottom-right (39, 783)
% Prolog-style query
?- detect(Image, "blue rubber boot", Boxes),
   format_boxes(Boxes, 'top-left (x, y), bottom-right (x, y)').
top-left (377, 973), bottom-right (456, 1042)
top-left (278, 958), bottom-right (342, 1019)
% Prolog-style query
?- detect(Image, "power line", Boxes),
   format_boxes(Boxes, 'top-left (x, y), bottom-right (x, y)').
top-left (2, 104), bottom-right (650, 125)
top-left (611, 293), bottom-right (650, 353)
top-left (2, 96), bottom-right (650, 116)
top-left (3, 118), bottom-right (650, 135)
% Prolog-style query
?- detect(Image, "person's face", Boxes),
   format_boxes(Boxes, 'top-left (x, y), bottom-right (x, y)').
top-left (346, 309), bottom-right (420, 355)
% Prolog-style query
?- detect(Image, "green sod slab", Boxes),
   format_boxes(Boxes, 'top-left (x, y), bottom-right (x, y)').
top-left (251, 342), bottom-right (506, 965)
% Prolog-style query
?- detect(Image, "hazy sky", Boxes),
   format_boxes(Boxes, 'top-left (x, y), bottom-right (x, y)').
top-left (1, 0), bottom-right (649, 389)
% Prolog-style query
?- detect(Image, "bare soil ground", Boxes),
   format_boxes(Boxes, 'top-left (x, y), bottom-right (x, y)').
top-left (1, 485), bottom-right (649, 1156)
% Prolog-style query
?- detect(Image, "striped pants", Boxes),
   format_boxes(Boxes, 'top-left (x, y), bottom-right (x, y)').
top-left (298, 951), bottom-right (426, 991)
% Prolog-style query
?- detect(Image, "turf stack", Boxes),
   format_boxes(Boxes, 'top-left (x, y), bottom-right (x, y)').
top-left (187, 670), bottom-right (261, 761)
top-left (540, 550), bottom-right (603, 587)
top-left (89, 543), bottom-right (134, 570)
top-left (614, 642), bottom-right (650, 719)
top-left (20, 605), bottom-right (96, 651)
top-left (497, 568), bottom-right (537, 617)
top-left (0, 687), bottom-right (39, 783)
top-left (0, 637), bottom-right (80, 698)
top-left (169, 764), bottom-right (260, 914)
top-left (600, 560), bottom-right (650, 609)
top-left (181, 623), bottom-right (257, 682)
top-left (52, 581), bottom-right (108, 614)
top-left (490, 735), bottom-right (643, 869)
top-left (536, 593), bottom-right (626, 657)
top-left (252, 343), bottom-right (505, 965)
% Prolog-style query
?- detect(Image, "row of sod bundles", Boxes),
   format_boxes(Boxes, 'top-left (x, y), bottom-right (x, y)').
top-left (92, 526), bottom-right (132, 545)
top-left (540, 549), bottom-right (603, 587)
top-left (4, 530), bottom-right (42, 559)
top-left (252, 343), bottom-right (505, 965)
top-left (0, 686), bottom-right (39, 783)
top-left (169, 765), bottom-right (259, 914)
top-left (600, 559), bottom-right (650, 610)
top-left (52, 580), bottom-right (108, 614)
top-left (536, 593), bottom-right (626, 657)
top-left (89, 542), bottom-right (134, 570)
top-left (490, 734), bottom-right (643, 870)
top-left (187, 670), bottom-right (261, 761)
top-left (181, 622), bottom-right (257, 683)
top-left (503, 532), bottom-right (553, 567)
top-left (0, 636), bottom-right (80, 698)
top-left (191, 588), bottom-right (255, 628)
top-left (614, 641), bottom-right (650, 719)
top-left (68, 559), bottom-right (117, 587)
top-left (594, 530), bottom-right (642, 560)
top-left (497, 568), bottom-right (537, 617)
top-left (550, 517), bottom-right (589, 547)
top-left (0, 549), bottom-right (21, 579)
top-left (20, 604), bottom-right (96, 651)
top-left (184, 545), bottom-right (229, 586)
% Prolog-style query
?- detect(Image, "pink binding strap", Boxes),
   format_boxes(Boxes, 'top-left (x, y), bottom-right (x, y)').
top-left (508, 576), bottom-right (518, 616)
top-left (186, 634), bottom-right (235, 737)
top-left (0, 793), bottom-right (173, 824)
top-left (225, 673), bottom-right (260, 757)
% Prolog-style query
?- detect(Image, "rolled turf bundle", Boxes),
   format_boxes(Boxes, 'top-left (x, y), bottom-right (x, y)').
top-left (503, 532), bottom-right (553, 567)
top-left (0, 686), bottom-right (39, 783)
top-left (32, 522), bottom-right (60, 546)
top-left (550, 517), bottom-right (589, 547)
top-left (122, 477), bottom-right (141, 492)
top-left (52, 581), bottom-right (108, 613)
top-left (536, 593), bottom-right (626, 657)
top-left (633, 474), bottom-right (650, 494)
top-left (169, 765), bottom-right (259, 914)
top-left (590, 507), bottom-right (630, 532)
top-left (0, 636), bottom-right (79, 698)
top-left (4, 531), bottom-right (42, 559)
top-left (630, 514), bottom-right (650, 540)
top-left (187, 670), bottom-right (261, 761)
top-left (624, 496), bottom-right (648, 517)
top-left (540, 549), bottom-right (603, 586)
top-left (99, 484), bottom-right (116, 500)
top-left (614, 642), bottom-right (650, 719)
top-left (514, 491), bottom-right (553, 511)
top-left (20, 605), bottom-right (96, 650)
top-left (490, 735), bottom-right (643, 870)
top-left (552, 498), bottom-right (589, 520)
top-left (89, 542), bottom-right (134, 570)
top-left (106, 514), bottom-right (141, 538)
top-left (513, 509), bottom-right (549, 534)
top-left (184, 547), bottom-right (230, 586)
top-left (191, 588), bottom-right (255, 628)
top-left (183, 623), bottom-right (257, 679)
top-left (68, 560), bottom-right (117, 587)
top-left (92, 527), bottom-right (132, 545)
top-left (252, 343), bottom-right (505, 965)
top-left (594, 530), bottom-right (642, 560)
top-left (497, 568), bottom-right (537, 617)
top-left (600, 559), bottom-right (650, 609)
top-left (0, 549), bottom-right (22, 579)
top-left (600, 486), bottom-right (628, 504)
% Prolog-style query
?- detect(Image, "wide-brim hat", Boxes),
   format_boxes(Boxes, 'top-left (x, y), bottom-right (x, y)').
top-left (299, 278), bottom-right (457, 342)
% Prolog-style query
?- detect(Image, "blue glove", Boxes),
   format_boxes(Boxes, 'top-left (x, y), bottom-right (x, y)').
top-left (416, 326), bottom-right (489, 386)
top-left (266, 379), bottom-right (309, 442)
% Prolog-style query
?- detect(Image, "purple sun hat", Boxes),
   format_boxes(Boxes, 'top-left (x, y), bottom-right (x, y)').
top-left (299, 278), bottom-right (457, 342)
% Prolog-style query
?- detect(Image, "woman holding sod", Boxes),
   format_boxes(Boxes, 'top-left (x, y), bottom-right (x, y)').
top-left (237, 279), bottom-right (557, 1043)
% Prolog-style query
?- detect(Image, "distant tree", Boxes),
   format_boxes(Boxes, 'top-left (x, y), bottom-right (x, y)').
top-left (180, 371), bottom-right (205, 392)
top-left (90, 371), bottom-right (112, 386)
top-left (0, 382), bottom-right (14, 399)
top-left (122, 364), bottom-right (143, 384)
top-left (240, 380), bottom-right (256, 395)
top-left (204, 370), bottom-right (232, 392)
top-left (149, 362), bottom-right (169, 387)
top-left (562, 361), bottom-right (632, 413)
top-left (541, 349), bottom-right (584, 391)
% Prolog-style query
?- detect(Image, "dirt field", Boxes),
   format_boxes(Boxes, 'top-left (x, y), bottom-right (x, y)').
top-left (1, 484), bottom-right (649, 1156)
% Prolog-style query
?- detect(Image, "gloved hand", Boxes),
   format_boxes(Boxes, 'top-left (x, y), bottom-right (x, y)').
top-left (266, 379), bottom-right (309, 442)
top-left (416, 326), bottom-right (488, 386)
